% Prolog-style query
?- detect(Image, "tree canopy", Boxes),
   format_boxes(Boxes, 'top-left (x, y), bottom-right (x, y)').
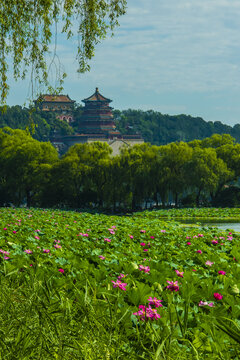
top-left (0, 131), bottom-right (240, 209)
top-left (114, 109), bottom-right (240, 145)
top-left (0, 0), bottom-right (127, 103)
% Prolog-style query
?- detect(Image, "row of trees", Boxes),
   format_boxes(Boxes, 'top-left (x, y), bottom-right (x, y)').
top-left (0, 128), bottom-right (240, 210)
top-left (114, 109), bottom-right (240, 145)
top-left (2, 105), bottom-right (240, 147)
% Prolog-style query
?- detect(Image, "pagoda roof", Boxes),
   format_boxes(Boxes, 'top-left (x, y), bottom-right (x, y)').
top-left (35, 94), bottom-right (75, 103)
top-left (82, 88), bottom-right (112, 103)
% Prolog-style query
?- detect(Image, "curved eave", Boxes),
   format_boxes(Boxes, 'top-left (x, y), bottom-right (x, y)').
top-left (82, 88), bottom-right (112, 103)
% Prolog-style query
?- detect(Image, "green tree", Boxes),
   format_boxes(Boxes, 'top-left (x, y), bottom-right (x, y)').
top-left (200, 134), bottom-right (236, 148)
top-left (0, 0), bottom-right (127, 103)
top-left (49, 142), bottom-right (112, 208)
top-left (119, 143), bottom-right (156, 209)
top-left (216, 143), bottom-right (240, 179)
top-left (149, 145), bottom-right (171, 207)
top-left (104, 155), bottom-right (129, 211)
top-left (185, 147), bottom-right (232, 206)
top-left (0, 105), bottom-right (74, 141)
top-left (0, 127), bottom-right (58, 206)
top-left (159, 142), bottom-right (193, 206)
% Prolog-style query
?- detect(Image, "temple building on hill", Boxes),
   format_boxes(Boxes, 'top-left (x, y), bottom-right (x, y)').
top-left (50, 88), bottom-right (144, 155)
top-left (34, 94), bottom-right (75, 123)
top-left (79, 88), bottom-right (121, 137)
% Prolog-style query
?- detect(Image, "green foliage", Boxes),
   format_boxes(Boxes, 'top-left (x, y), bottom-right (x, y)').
top-left (0, 130), bottom-right (240, 208)
top-left (114, 109), bottom-right (240, 145)
top-left (0, 0), bottom-right (127, 103)
top-left (0, 106), bottom-right (74, 141)
top-left (0, 207), bottom-right (239, 358)
top-left (0, 127), bottom-right (58, 206)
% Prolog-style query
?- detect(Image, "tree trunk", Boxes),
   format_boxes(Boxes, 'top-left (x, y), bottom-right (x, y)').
top-left (174, 193), bottom-right (178, 207)
top-left (131, 193), bottom-right (136, 210)
top-left (26, 190), bottom-right (31, 208)
top-left (196, 189), bottom-right (201, 207)
top-left (154, 192), bottom-right (159, 207)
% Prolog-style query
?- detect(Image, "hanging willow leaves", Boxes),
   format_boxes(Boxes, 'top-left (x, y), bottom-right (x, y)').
top-left (0, 0), bottom-right (127, 103)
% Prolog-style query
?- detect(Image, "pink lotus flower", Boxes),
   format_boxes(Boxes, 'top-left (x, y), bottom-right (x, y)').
top-left (150, 236), bottom-right (155, 239)
top-left (161, 230), bottom-right (166, 233)
top-left (35, 236), bottom-right (40, 240)
top-left (148, 297), bottom-right (163, 308)
top-left (4, 256), bottom-right (10, 260)
top-left (12, 231), bottom-right (17, 234)
top-left (187, 242), bottom-right (191, 245)
top-left (139, 265), bottom-right (150, 273)
top-left (166, 281), bottom-right (179, 292)
top-left (111, 280), bottom-right (127, 291)
top-left (212, 240), bottom-right (218, 245)
top-left (198, 234), bottom-right (204, 237)
top-left (24, 249), bottom-right (33, 254)
top-left (214, 293), bottom-right (223, 300)
top-left (199, 301), bottom-right (214, 307)
top-left (140, 229), bottom-right (146, 233)
top-left (54, 244), bottom-right (62, 249)
top-left (0, 249), bottom-right (9, 255)
top-left (98, 255), bottom-right (105, 260)
top-left (133, 305), bottom-right (161, 321)
top-left (29, 264), bottom-right (33, 267)
top-left (140, 242), bottom-right (146, 246)
top-left (143, 249), bottom-right (148, 252)
top-left (196, 250), bottom-right (202, 254)
top-left (104, 238), bottom-right (111, 242)
top-left (3, 228), bottom-right (7, 230)
top-left (129, 235), bottom-right (133, 239)
top-left (118, 273), bottom-right (128, 280)
top-left (227, 236), bottom-right (233, 241)
top-left (58, 268), bottom-right (64, 273)
top-left (218, 271), bottom-right (226, 275)
top-left (186, 236), bottom-right (191, 239)
top-left (43, 249), bottom-right (50, 253)
top-left (205, 260), bottom-right (214, 266)
top-left (175, 270), bottom-right (184, 278)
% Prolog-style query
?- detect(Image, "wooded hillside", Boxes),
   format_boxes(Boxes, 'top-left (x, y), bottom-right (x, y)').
top-left (1, 105), bottom-right (240, 145)
top-left (114, 109), bottom-right (240, 144)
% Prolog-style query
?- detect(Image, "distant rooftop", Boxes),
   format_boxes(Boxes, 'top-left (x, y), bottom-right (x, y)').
top-left (35, 94), bottom-right (75, 103)
top-left (82, 88), bottom-right (112, 103)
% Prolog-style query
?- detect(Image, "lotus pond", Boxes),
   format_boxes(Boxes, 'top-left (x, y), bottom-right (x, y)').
top-left (0, 207), bottom-right (239, 359)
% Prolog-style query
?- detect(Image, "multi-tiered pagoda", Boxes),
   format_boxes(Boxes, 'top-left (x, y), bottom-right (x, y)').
top-left (78, 88), bottom-right (121, 139)
top-left (51, 88), bottom-right (143, 154)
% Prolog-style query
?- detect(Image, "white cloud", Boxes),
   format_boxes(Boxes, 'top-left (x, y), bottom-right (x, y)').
top-left (57, 0), bottom-right (240, 93)
top-left (6, 0), bottom-right (240, 124)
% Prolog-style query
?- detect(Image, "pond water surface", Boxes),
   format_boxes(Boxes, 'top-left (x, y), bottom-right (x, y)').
top-left (201, 223), bottom-right (240, 231)
top-left (181, 221), bottom-right (240, 232)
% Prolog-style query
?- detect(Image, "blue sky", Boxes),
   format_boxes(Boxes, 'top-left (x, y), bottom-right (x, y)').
top-left (7, 0), bottom-right (240, 126)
